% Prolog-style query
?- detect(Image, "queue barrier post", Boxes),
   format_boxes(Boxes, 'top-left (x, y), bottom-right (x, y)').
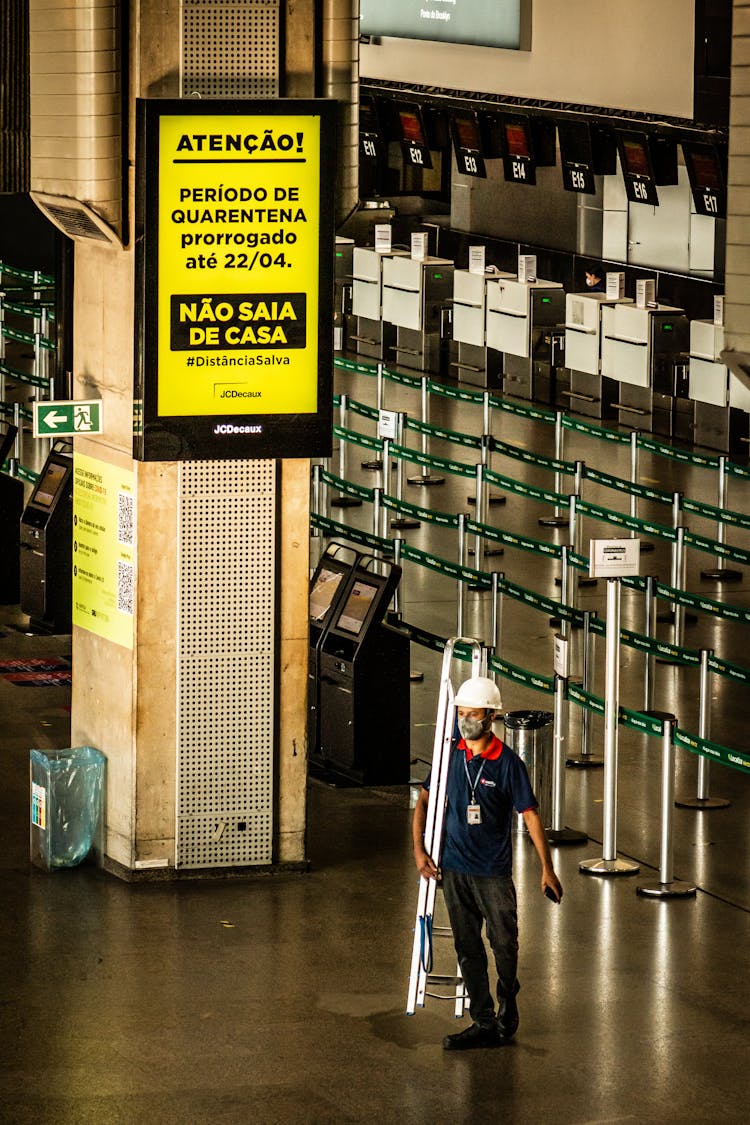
top-left (538, 411), bottom-right (569, 528)
top-left (636, 718), bottom-right (697, 898)
top-left (408, 375), bottom-right (445, 487)
top-left (457, 513), bottom-right (466, 636)
top-left (390, 413), bottom-right (420, 530)
top-left (700, 455), bottom-right (742, 582)
top-left (312, 464), bottom-right (322, 535)
top-left (643, 575), bottom-right (657, 713)
top-left (567, 610), bottom-right (603, 768)
top-left (491, 571), bottom-right (504, 677)
top-left (675, 649), bottom-right (730, 810)
top-left (362, 363), bottom-right (385, 471)
top-left (548, 640), bottom-right (588, 846)
top-left (580, 576), bottom-right (640, 877)
top-left (331, 396), bottom-right (361, 510)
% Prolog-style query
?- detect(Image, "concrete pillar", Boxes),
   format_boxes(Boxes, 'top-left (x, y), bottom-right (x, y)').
top-left (67, 0), bottom-right (318, 876)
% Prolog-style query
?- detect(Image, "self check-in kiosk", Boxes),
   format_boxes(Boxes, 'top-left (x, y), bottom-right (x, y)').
top-left (312, 553), bottom-right (409, 785)
top-left (307, 543), bottom-right (362, 766)
top-left (381, 254), bottom-right (454, 374)
top-left (485, 275), bottom-right (565, 402)
top-left (19, 446), bottom-right (73, 632)
top-left (602, 302), bottom-right (689, 435)
top-left (0, 423), bottom-right (23, 604)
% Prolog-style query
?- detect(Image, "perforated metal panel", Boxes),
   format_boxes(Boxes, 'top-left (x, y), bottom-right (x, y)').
top-left (181, 0), bottom-right (280, 98)
top-left (176, 460), bottom-right (276, 868)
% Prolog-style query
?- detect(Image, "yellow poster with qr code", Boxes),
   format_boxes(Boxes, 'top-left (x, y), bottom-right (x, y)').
top-left (72, 453), bottom-right (136, 649)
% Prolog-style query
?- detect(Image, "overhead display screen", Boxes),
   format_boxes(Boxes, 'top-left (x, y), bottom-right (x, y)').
top-left (134, 98), bottom-right (335, 461)
top-left (361, 0), bottom-right (524, 50)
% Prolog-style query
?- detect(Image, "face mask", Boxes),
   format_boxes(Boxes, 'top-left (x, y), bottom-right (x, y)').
top-left (458, 716), bottom-right (488, 741)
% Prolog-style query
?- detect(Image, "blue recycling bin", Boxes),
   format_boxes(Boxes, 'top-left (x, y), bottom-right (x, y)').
top-left (30, 746), bottom-right (106, 869)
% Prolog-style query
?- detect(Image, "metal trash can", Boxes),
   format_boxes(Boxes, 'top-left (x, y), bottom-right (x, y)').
top-left (30, 746), bottom-right (106, 869)
top-left (502, 711), bottom-right (554, 831)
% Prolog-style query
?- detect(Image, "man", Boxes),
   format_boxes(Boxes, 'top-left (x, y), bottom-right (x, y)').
top-left (584, 266), bottom-right (606, 292)
top-left (412, 676), bottom-right (563, 1051)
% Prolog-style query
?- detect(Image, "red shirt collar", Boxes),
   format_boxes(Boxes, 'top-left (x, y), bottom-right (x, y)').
top-left (458, 733), bottom-right (504, 761)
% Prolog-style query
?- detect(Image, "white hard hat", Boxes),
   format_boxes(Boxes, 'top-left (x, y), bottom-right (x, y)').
top-left (455, 676), bottom-right (503, 712)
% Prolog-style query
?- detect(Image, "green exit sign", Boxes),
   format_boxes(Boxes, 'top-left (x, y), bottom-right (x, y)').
top-left (33, 400), bottom-right (103, 438)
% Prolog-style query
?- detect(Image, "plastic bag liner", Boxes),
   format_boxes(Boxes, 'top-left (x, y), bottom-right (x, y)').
top-left (30, 746), bottom-right (106, 870)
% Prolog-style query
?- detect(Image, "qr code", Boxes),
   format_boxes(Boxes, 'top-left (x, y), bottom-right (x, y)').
top-left (117, 491), bottom-right (134, 546)
top-left (117, 560), bottom-right (134, 615)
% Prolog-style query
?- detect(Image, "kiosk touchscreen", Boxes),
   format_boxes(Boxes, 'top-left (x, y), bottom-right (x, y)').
top-left (0, 423), bottom-right (24, 604)
top-left (316, 556), bottom-right (409, 785)
top-left (20, 449), bottom-right (73, 631)
top-left (308, 544), bottom-right (361, 760)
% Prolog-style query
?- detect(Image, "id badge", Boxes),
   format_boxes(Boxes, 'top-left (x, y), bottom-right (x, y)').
top-left (467, 803), bottom-right (482, 825)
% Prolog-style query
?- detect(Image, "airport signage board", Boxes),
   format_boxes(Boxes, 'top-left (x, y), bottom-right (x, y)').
top-left (134, 98), bottom-right (335, 461)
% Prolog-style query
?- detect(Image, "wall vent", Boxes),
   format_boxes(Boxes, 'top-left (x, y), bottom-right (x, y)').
top-left (181, 0), bottom-right (280, 98)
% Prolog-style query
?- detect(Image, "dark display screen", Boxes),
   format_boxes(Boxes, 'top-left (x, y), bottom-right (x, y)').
top-left (309, 567), bottom-right (344, 623)
top-left (504, 121), bottom-right (531, 158)
top-left (686, 148), bottom-right (723, 190)
top-left (454, 112), bottom-right (482, 153)
top-left (399, 109), bottom-right (427, 146)
top-left (360, 0), bottom-right (525, 49)
top-left (31, 461), bottom-right (68, 510)
top-left (335, 580), bottom-right (379, 636)
top-left (621, 137), bottom-right (651, 177)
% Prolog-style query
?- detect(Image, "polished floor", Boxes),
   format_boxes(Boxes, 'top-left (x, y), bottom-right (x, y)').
top-left (2, 361), bottom-right (750, 1123)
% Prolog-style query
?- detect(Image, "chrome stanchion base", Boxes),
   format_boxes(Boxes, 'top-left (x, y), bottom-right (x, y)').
top-left (636, 880), bottom-right (697, 898)
top-left (330, 496), bottom-right (362, 509)
top-left (675, 795), bottom-right (731, 810)
top-left (699, 567), bottom-right (742, 582)
top-left (467, 494), bottom-right (506, 506)
top-left (408, 474), bottom-right (445, 486)
top-left (391, 517), bottom-right (420, 530)
top-left (554, 575), bottom-right (598, 588)
top-left (361, 459), bottom-right (383, 471)
top-left (547, 826), bottom-right (588, 846)
top-left (579, 856), bottom-right (640, 876)
top-left (538, 515), bottom-right (570, 527)
top-left (566, 754), bottom-right (604, 769)
top-left (655, 609), bottom-right (698, 626)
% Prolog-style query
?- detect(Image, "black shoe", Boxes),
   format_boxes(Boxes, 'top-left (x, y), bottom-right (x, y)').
top-left (496, 995), bottom-right (519, 1040)
top-left (442, 1023), bottom-right (501, 1051)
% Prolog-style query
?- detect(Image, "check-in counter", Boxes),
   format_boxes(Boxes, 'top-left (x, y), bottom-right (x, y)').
top-left (381, 255), bottom-right (454, 373)
top-left (563, 292), bottom-right (633, 419)
top-left (602, 303), bottom-right (688, 435)
top-left (349, 246), bottom-right (408, 360)
top-left (686, 319), bottom-right (750, 453)
top-left (450, 268), bottom-right (513, 388)
top-left (485, 277), bottom-right (565, 402)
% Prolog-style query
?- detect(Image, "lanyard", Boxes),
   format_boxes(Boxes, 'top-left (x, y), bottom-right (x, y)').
top-left (463, 755), bottom-right (486, 805)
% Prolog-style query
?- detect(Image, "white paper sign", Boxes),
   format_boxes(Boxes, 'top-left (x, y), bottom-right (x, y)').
top-left (377, 409), bottom-right (399, 440)
top-left (714, 295), bottom-right (725, 327)
top-left (374, 224), bottom-right (392, 253)
top-left (606, 272), bottom-right (625, 300)
top-left (553, 634), bottom-right (569, 678)
top-left (518, 254), bottom-right (537, 283)
top-left (469, 245), bottom-right (486, 275)
top-left (636, 279), bottom-right (656, 309)
top-left (589, 538), bottom-right (641, 578)
top-left (411, 232), bottom-right (428, 260)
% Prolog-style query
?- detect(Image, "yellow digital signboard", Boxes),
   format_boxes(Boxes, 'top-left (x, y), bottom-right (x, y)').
top-left (135, 99), bottom-right (335, 461)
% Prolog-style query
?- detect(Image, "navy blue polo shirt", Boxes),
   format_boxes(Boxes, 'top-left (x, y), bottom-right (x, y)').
top-left (423, 735), bottom-right (537, 877)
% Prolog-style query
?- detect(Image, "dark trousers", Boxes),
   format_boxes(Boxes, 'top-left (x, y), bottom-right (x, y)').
top-left (441, 869), bottom-right (519, 1028)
